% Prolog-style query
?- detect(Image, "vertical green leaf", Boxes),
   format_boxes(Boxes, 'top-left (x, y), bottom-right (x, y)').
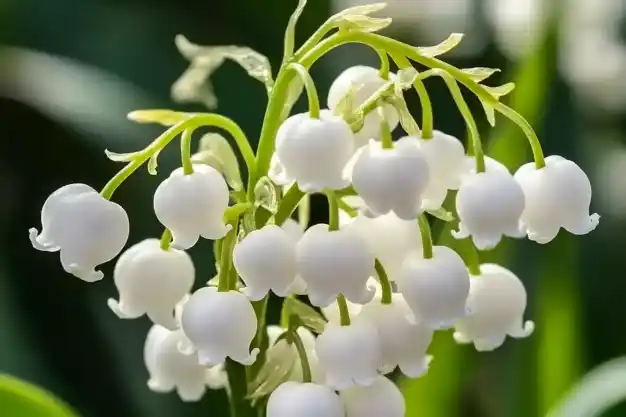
top-left (283, 0), bottom-right (308, 60)
top-left (0, 375), bottom-right (80, 417)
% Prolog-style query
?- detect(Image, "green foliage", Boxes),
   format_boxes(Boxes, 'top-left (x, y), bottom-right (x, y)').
top-left (0, 375), bottom-right (80, 417)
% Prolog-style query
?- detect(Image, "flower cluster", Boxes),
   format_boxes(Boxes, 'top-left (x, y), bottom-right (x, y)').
top-left (28, 2), bottom-right (599, 416)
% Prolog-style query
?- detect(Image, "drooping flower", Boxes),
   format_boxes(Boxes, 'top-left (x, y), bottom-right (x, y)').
top-left (399, 246), bottom-right (470, 330)
top-left (327, 65), bottom-right (399, 146)
top-left (315, 320), bottom-right (382, 389)
top-left (266, 382), bottom-right (344, 417)
top-left (454, 264), bottom-right (534, 351)
top-left (418, 130), bottom-right (467, 209)
top-left (454, 165), bottom-right (526, 250)
top-left (358, 293), bottom-right (433, 377)
top-left (108, 239), bottom-right (195, 329)
top-left (351, 137), bottom-right (430, 220)
top-left (340, 376), bottom-right (406, 417)
top-left (514, 155), bottom-right (600, 243)
top-left (233, 225), bottom-right (298, 300)
top-left (296, 224), bottom-right (375, 307)
top-left (274, 111), bottom-right (355, 192)
top-left (153, 164), bottom-right (230, 250)
top-left (180, 287), bottom-right (258, 366)
top-left (29, 183), bottom-right (129, 282)
top-left (344, 209), bottom-right (422, 283)
top-left (144, 325), bottom-right (218, 402)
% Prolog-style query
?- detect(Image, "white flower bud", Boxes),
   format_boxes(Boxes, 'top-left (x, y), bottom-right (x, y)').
top-left (352, 137), bottom-right (430, 220)
top-left (297, 224), bottom-right (375, 307)
top-left (233, 225), bottom-right (298, 300)
top-left (267, 382), bottom-right (344, 417)
top-left (454, 167), bottom-right (526, 250)
top-left (144, 325), bottom-right (212, 402)
top-left (327, 65), bottom-right (399, 146)
top-left (454, 264), bottom-right (534, 351)
top-left (345, 212), bottom-right (421, 282)
top-left (514, 155), bottom-right (600, 243)
top-left (399, 246), bottom-right (470, 330)
top-left (180, 287), bottom-right (259, 366)
top-left (358, 294), bottom-right (433, 377)
top-left (275, 111), bottom-right (355, 192)
top-left (266, 325), bottom-right (323, 383)
top-left (29, 183), bottom-right (129, 282)
top-left (418, 131), bottom-right (466, 209)
top-left (153, 165), bottom-right (230, 250)
top-left (315, 321), bottom-right (382, 389)
top-left (107, 239), bottom-right (194, 330)
top-left (340, 376), bottom-right (405, 417)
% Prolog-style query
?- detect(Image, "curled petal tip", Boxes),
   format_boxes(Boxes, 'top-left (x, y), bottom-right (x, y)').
top-left (29, 228), bottom-right (59, 252)
top-left (510, 320), bottom-right (535, 339)
top-left (235, 348), bottom-right (259, 366)
top-left (66, 263), bottom-right (103, 282)
top-left (176, 338), bottom-right (196, 356)
top-left (147, 378), bottom-right (174, 393)
top-left (107, 298), bottom-right (137, 319)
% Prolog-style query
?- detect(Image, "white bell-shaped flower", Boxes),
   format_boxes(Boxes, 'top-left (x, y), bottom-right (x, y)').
top-left (266, 382), bottom-right (344, 417)
top-left (399, 246), bottom-right (470, 330)
top-left (233, 225), bottom-right (298, 300)
top-left (358, 294), bottom-right (433, 377)
top-left (327, 65), bottom-right (400, 146)
top-left (280, 219), bottom-right (308, 295)
top-left (514, 155), bottom-right (600, 243)
top-left (153, 164), bottom-right (230, 250)
top-left (297, 224), bottom-right (375, 307)
top-left (180, 287), bottom-right (259, 366)
top-left (315, 321), bottom-right (382, 389)
top-left (459, 155), bottom-right (509, 181)
top-left (266, 325), bottom-right (323, 383)
top-left (345, 211), bottom-right (421, 282)
top-left (454, 166), bottom-right (526, 250)
top-left (418, 131), bottom-right (466, 209)
top-left (340, 376), bottom-right (405, 417)
top-left (454, 264), bottom-right (534, 351)
top-left (144, 325), bottom-right (213, 401)
top-left (107, 239), bottom-right (194, 329)
top-left (29, 183), bottom-right (129, 282)
top-left (275, 111), bottom-right (355, 192)
top-left (352, 137), bottom-right (430, 220)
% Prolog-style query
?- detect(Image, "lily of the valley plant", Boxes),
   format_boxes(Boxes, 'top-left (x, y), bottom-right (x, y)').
top-left (29, 1), bottom-right (599, 416)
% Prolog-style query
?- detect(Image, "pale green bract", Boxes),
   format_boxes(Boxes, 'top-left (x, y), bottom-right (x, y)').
top-left (192, 133), bottom-right (244, 191)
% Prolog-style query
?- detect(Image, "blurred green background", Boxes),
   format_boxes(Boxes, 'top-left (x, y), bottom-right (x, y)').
top-left (0, 0), bottom-right (624, 416)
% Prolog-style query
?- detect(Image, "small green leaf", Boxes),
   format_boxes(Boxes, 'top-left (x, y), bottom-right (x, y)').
top-left (0, 374), bottom-right (80, 417)
top-left (246, 340), bottom-right (296, 403)
top-left (126, 109), bottom-right (190, 126)
top-left (390, 95), bottom-right (420, 137)
top-left (426, 207), bottom-right (455, 222)
top-left (254, 177), bottom-right (280, 214)
top-left (394, 67), bottom-right (418, 96)
top-left (338, 15), bottom-right (393, 33)
top-left (283, 297), bottom-right (326, 334)
top-left (147, 148), bottom-right (161, 175)
top-left (172, 35), bottom-right (274, 108)
top-left (284, 0), bottom-right (308, 59)
top-left (334, 81), bottom-right (361, 119)
top-left (192, 133), bottom-right (244, 191)
top-left (331, 2), bottom-right (388, 19)
top-left (417, 33), bottom-right (465, 58)
top-left (485, 82), bottom-right (516, 98)
top-left (461, 67), bottom-right (500, 83)
top-left (104, 149), bottom-right (142, 162)
top-left (280, 77), bottom-right (304, 121)
top-left (482, 101), bottom-right (496, 127)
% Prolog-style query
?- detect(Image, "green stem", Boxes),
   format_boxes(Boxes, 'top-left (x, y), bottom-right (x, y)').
top-left (272, 185), bottom-right (305, 227)
top-left (336, 294), bottom-right (351, 326)
top-left (290, 330), bottom-right (312, 383)
top-left (299, 31), bottom-right (544, 167)
top-left (377, 48), bottom-right (390, 79)
top-left (390, 53), bottom-right (434, 139)
top-left (421, 68), bottom-right (485, 172)
top-left (100, 113), bottom-right (256, 200)
top-left (226, 358), bottom-right (253, 417)
top-left (217, 221), bottom-right (238, 292)
top-left (159, 229), bottom-right (172, 251)
top-left (250, 296), bottom-right (269, 377)
top-left (280, 296), bottom-right (293, 329)
top-left (337, 197), bottom-right (358, 218)
top-left (181, 128), bottom-right (194, 175)
top-left (375, 259), bottom-right (393, 304)
top-left (464, 239), bottom-right (481, 276)
top-left (379, 107), bottom-right (393, 149)
top-left (298, 193), bottom-right (310, 231)
top-left (418, 214), bottom-right (434, 259)
top-left (326, 190), bottom-right (340, 231)
top-left (287, 63), bottom-right (320, 119)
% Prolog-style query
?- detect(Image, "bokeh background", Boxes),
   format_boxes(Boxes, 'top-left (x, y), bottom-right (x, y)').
top-left (1, 0), bottom-right (625, 416)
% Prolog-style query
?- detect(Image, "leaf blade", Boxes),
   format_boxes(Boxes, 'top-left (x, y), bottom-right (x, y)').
top-left (417, 33), bottom-right (465, 58)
